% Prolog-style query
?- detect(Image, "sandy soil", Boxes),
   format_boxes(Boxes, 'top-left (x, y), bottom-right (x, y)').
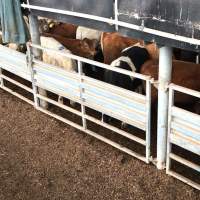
top-left (0, 88), bottom-right (200, 200)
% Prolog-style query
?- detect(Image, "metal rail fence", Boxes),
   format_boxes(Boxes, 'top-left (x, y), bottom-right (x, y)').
top-left (0, 0), bottom-right (198, 190)
top-left (0, 45), bottom-right (34, 105)
top-left (0, 43), bottom-right (152, 163)
top-left (166, 84), bottom-right (200, 190)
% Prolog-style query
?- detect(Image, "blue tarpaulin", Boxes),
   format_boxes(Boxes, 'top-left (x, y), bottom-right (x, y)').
top-left (0, 0), bottom-right (29, 44)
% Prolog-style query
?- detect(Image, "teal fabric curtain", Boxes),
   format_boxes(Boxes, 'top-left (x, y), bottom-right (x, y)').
top-left (0, 0), bottom-right (29, 44)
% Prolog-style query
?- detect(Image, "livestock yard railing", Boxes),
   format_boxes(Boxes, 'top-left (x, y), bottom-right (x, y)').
top-left (0, 43), bottom-right (152, 163)
top-left (0, 45), bottom-right (34, 105)
top-left (166, 84), bottom-right (200, 190)
top-left (1, 43), bottom-right (200, 190)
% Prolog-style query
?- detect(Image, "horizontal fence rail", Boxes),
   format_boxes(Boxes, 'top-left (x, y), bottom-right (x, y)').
top-left (0, 45), bottom-right (34, 105)
top-left (167, 84), bottom-right (200, 190)
top-left (0, 2), bottom-right (199, 191)
top-left (31, 43), bottom-right (152, 163)
top-left (21, 3), bottom-right (200, 46)
top-left (0, 42), bottom-right (152, 163)
top-left (0, 45), bottom-right (31, 81)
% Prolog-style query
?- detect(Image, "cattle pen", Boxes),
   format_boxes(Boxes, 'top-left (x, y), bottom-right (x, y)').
top-left (0, 0), bottom-right (199, 192)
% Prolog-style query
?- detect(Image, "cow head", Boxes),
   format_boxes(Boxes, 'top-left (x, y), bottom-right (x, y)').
top-left (121, 45), bottom-right (150, 71)
top-left (38, 18), bottom-right (59, 34)
top-left (81, 38), bottom-right (99, 59)
top-left (106, 45), bottom-right (150, 89)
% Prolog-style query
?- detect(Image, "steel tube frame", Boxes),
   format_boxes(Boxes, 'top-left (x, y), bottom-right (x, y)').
top-left (28, 14), bottom-right (48, 108)
top-left (157, 46), bottom-right (172, 169)
top-left (114, 0), bottom-right (119, 31)
top-left (166, 84), bottom-right (200, 190)
top-left (1, 0), bottom-right (153, 165)
top-left (0, 68), bottom-right (4, 87)
top-left (21, 3), bottom-right (200, 46)
top-left (0, 72), bottom-right (34, 106)
top-left (78, 60), bottom-right (87, 130)
top-left (27, 43), bottom-right (39, 108)
top-left (145, 80), bottom-right (151, 163)
top-left (166, 86), bottom-right (174, 173)
top-left (31, 43), bottom-right (149, 81)
top-left (27, 42), bottom-right (152, 163)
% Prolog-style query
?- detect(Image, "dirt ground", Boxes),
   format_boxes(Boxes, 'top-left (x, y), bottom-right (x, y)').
top-left (0, 88), bottom-right (200, 200)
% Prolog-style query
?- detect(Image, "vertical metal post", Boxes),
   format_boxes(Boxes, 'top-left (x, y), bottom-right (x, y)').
top-left (27, 44), bottom-right (39, 108)
top-left (28, 14), bottom-right (48, 109)
top-left (78, 61), bottom-right (87, 130)
top-left (166, 86), bottom-right (174, 173)
top-left (0, 68), bottom-right (4, 87)
top-left (196, 54), bottom-right (199, 64)
top-left (28, 14), bottom-right (41, 58)
top-left (114, 0), bottom-right (119, 31)
top-left (145, 79), bottom-right (151, 163)
top-left (157, 46), bottom-right (172, 170)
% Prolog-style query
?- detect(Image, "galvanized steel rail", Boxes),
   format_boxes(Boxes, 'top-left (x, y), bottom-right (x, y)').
top-left (166, 84), bottom-right (200, 190)
top-left (0, 43), bottom-right (152, 163)
top-left (21, 3), bottom-right (200, 46)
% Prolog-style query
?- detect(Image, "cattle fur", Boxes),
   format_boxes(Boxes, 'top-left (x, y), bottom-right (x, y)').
top-left (104, 45), bottom-right (150, 91)
top-left (41, 36), bottom-right (77, 72)
top-left (76, 26), bottom-right (102, 41)
top-left (103, 45), bottom-right (150, 124)
top-left (40, 36), bottom-right (77, 106)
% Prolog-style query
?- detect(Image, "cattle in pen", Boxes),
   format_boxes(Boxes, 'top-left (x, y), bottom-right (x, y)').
top-left (42, 32), bottom-right (104, 80)
top-left (141, 59), bottom-right (200, 113)
top-left (104, 44), bottom-right (150, 91)
top-left (100, 32), bottom-right (159, 65)
top-left (43, 22), bottom-right (102, 41)
top-left (6, 43), bottom-right (26, 53)
top-left (40, 36), bottom-right (77, 106)
top-left (173, 48), bottom-right (199, 63)
top-left (48, 23), bottom-right (78, 39)
top-left (42, 33), bottom-right (99, 59)
top-left (76, 26), bottom-right (102, 41)
top-left (101, 32), bottom-right (144, 65)
top-left (103, 44), bottom-right (150, 123)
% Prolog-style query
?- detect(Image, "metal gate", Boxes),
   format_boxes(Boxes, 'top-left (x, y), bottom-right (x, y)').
top-left (0, 45), bottom-right (34, 105)
top-left (0, 43), bottom-right (152, 163)
top-left (166, 84), bottom-right (200, 190)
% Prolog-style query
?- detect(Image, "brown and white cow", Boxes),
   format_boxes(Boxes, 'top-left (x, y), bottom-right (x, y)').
top-left (100, 32), bottom-right (159, 65)
top-left (100, 32), bottom-right (144, 64)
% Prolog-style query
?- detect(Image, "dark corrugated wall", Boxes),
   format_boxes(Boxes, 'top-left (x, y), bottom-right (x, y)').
top-left (29, 0), bottom-right (200, 51)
